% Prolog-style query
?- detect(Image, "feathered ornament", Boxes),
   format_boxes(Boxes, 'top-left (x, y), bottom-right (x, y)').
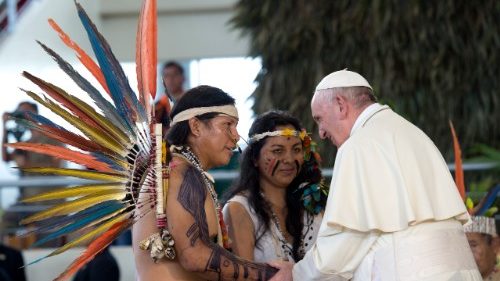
top-left (10, 1), bottom-right (166, 280)
top-left (295, 133), bottom-right (328, 215)
top-left (449, 121), bottom-right (499, 218)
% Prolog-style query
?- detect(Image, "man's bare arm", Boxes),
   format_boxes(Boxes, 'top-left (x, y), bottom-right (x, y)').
top-left (167, 165), bottom-right (277, 280)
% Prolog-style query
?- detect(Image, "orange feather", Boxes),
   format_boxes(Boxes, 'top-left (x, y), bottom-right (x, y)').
top-left (6, 143), bottom-right (118, 173)
top-left (36, 124), bottom-right (107, 154)
top-left (48, 19), bottom-right (112, 97)
top-left (136, 0), bottom-right (157, 119)
top-left (449, 121), bottom-right (465, 200)
top-left (54, 220), bottom-right (131, 281)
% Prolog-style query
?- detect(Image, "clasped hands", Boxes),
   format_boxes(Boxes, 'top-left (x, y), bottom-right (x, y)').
top-left (268, 260), bottom-right (294, 281)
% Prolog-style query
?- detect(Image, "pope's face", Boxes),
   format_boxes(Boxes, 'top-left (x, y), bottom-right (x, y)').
top-left (311, 93), bottom-right (348, 147)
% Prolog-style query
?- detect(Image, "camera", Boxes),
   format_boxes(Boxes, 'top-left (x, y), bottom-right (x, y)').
top-left (5, 111), bottom-right (31, 142)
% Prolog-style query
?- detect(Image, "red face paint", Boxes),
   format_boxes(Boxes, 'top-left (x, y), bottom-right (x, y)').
top-left (266, 158), bottom-right (277, 175)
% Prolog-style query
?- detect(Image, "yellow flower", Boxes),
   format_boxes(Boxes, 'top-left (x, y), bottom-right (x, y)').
top-left (299, 130), bottom-right (307, 140)
top-left (281, 128), bottom-right (296, 137)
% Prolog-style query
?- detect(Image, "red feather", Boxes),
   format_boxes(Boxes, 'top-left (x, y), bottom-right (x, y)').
top-left (48, 19), bottom-right (112, 97)
top-left (23, 72), bottom-right (102, 130)
top-left (136, 0), bottom-right (157, 119)
top-left (36, 124), bottom-right (109, 154)
top-left (6, 143), bottom-right (117, 173)
top-left (449, 121), bottom-right (465, 201)
top-left (54, 220), bottom-right (131, 281)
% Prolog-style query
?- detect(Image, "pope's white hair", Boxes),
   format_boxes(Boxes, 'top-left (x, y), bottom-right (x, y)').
top-left (312, 86), bottom-right (376, 109)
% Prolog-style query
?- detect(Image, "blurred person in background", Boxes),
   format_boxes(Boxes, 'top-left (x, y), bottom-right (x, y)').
top-left (155, 61), bottom-right (186, 135)
top-left (0, 221), bottom-right (27, 281)
top-left (1, 101), bottom-right (63, 248)
top-left (73, 246), bottom-right (119, 281)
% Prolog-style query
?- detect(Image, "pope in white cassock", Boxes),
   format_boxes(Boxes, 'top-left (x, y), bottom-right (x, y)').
top-left (270, 70), bottom-right (482, 281)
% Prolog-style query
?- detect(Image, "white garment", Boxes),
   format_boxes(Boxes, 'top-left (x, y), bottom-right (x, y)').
top-left (293, 104), bottom-right (481, 280)
top-left (225, 195), bottom-right (322, 263)
top-left (294, 219), bottom-right (481, 280)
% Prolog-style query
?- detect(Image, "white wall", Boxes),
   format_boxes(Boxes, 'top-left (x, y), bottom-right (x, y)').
top-left (100, 0), bottom-right (249, 61)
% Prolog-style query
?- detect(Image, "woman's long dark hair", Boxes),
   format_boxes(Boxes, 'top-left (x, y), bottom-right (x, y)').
top-left (224, 110), bottom-right (313, 261)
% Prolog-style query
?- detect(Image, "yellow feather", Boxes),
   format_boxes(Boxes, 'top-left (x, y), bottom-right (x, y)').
top-left (21, 167), bottom-right (126, 182)
top-left (20, 190), bottom-right (126, 224)
top-left (49, 213), bottom-right (130, 256)
top-left (22, 90), bottom-right (127, 156)
top-left (65, 93), bottom-right (133, 147)
top-left (22, 183), bottom-right (124, 202)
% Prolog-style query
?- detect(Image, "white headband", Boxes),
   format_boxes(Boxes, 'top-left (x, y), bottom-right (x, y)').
top-left (170, 105), bottom-right (238, 126)
top-left (464, 216), bottom-right (498, 237)
top-left (249, 129), bottom-right (307, 143)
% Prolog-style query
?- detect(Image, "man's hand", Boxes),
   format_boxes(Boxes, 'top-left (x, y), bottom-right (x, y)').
top-left (3, 112), bottom-right (10, 123)
top-left (268, 260), bottom-right (294, 281)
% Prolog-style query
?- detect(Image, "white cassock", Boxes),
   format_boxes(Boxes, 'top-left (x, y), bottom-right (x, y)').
top-left (293, 104), bottom-right (482, 281)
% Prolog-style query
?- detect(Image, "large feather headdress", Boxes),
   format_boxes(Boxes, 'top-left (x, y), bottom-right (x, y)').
top-left (7, 0), bottom-right (162, 279)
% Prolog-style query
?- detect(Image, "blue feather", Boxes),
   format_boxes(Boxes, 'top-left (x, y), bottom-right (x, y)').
top-left (37, 41), bottom-right (135, 136)
top-left (28, 200), bottom-right (122, 236)
top-left (75, 2), bottom-right (147, 125)
top-left (91, 152), bottom-right (126, 172)
top-left (476, 184), bottom-right (500, 216)
top-left (25, 111), bottom-right (65, 131)
top-left (32, 200), bottom-right (124, 247)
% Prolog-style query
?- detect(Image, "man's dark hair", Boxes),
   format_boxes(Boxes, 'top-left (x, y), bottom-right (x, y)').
top-left (166, 85), bottom-right (235, 145)
top-left (18, 101), bottom-right (38, 113)
top-left (162, 61), bottom-right (184, 76)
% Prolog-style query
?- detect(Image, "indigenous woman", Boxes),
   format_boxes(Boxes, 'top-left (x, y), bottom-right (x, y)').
top-left (133, 86), bottom-right (277, 281)
top-left (223, 110), bottom-right (327, 263)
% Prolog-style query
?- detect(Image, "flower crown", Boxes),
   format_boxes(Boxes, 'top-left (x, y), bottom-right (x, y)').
top-left (249, 128), bottom-right (328, 214)
top-left (249, 128), bottom-right (308, 143)
top-left (249, 128), bottom-right (320, 162)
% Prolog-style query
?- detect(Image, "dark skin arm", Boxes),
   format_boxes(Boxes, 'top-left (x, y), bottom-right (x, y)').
top-left (166, 162), bottom-right (277, 280)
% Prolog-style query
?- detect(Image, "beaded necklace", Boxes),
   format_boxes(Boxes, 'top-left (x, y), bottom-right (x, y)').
top-left (174, 145), bottom-right (230, 249)
top-left (262, 193), bottom-right (306, 261)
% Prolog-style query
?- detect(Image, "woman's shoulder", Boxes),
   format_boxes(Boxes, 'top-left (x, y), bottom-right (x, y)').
top-left (224, 192), bottom-right (259, 222)
top-left (226, 192), bottom-right (250, 205)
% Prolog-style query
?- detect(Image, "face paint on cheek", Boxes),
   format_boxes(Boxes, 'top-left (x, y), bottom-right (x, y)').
top-left (266, 158), bottom-right (276, 175)
top-left (295, 160), bottom-right (300, 177)
top-left (271, 160), bottom-right (281, 176)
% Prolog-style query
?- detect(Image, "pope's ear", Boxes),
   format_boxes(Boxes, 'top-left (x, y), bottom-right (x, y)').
top-left (335, 95), bottom-right (349, 119)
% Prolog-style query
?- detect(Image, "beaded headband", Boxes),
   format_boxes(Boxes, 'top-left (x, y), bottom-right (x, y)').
top-left (170, 105), bottom-right (238, 126)
top-left (249, 128), bottom-right (308, 143)
top-left (464, 216), bottom-right (497, 237)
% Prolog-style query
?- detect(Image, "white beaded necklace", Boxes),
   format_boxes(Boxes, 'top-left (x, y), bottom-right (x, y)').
top-left (261, 192), bottom-right (306, 261)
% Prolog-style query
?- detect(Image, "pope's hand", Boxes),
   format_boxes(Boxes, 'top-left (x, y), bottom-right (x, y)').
top-left (268, 260), bottom-right (294, 281)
